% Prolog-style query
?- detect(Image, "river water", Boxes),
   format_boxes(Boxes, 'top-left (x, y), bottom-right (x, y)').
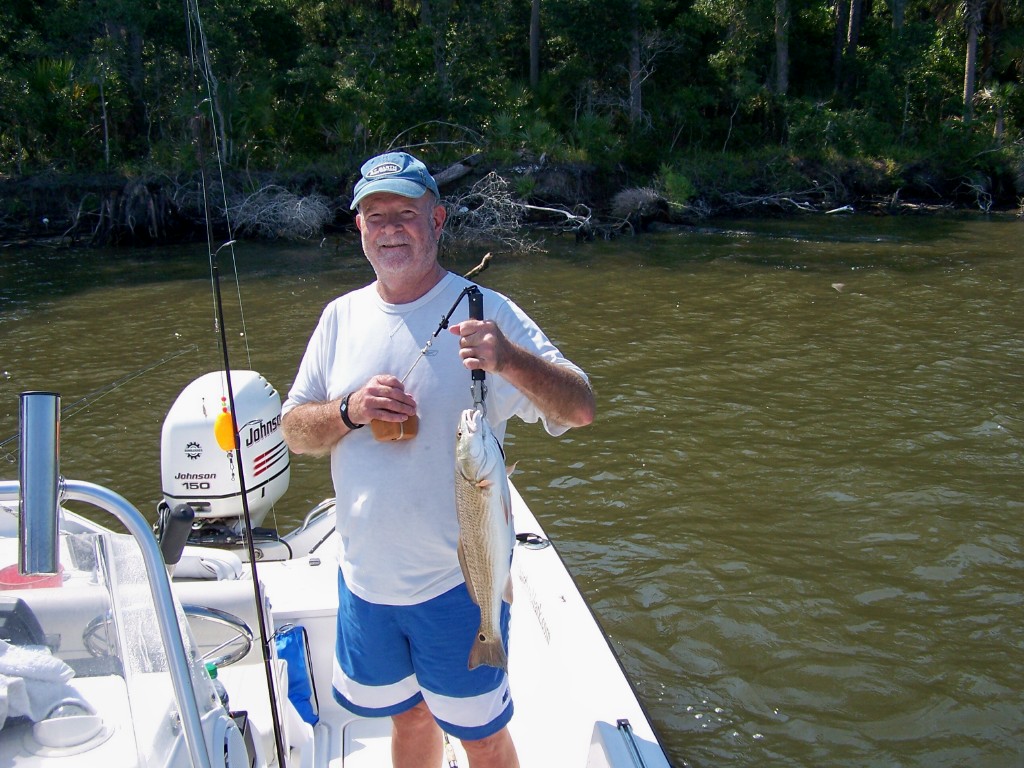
top-left (1, 215), bottom-right (1022, 767)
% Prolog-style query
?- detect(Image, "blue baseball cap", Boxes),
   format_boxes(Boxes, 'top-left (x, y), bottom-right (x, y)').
top-left (350, 152), bottom-right (440, 210)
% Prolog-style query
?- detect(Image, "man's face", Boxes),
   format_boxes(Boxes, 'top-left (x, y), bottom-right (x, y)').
top-left (356, 191), bottom-right (446, 285)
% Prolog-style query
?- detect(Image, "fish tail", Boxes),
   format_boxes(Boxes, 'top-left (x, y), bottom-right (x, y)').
top-left (468, 631), bottom-right (508, 671)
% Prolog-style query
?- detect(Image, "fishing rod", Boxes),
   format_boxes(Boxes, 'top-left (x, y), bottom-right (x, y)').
top-left (0, 345), bottom-right (199, 461)
top-left (372, 283), bottom-right (485, 441)
top-left (184, 0), bottom-right (288, 763)
top-left (398, 284), bottom-right (482, 384)
top-left (202, 174), bottom-right (290, 768)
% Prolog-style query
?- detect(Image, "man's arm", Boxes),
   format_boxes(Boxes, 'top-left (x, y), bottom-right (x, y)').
top-left (281, 374), bottom-right (419, 455)
top-left (495, 341), bottom-right (596, 428)
top-left (450, 320), bottom-right (595, 428)
top-left (281, 399), bottom-right (348, 456)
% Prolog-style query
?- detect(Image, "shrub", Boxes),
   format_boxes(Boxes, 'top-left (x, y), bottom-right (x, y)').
top-left (657, 165), bottom-right (696, 206)
top-left (786, 102), bottom-right (896, 157)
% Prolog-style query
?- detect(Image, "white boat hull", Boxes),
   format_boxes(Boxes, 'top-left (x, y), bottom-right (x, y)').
top-left (244, 482), bottom-right (669, 766)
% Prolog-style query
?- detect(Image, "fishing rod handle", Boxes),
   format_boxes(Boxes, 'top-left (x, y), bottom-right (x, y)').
top-left (159, 503), bottom-right (196, 567)
top-left (468, 287), bottom-right (485, 383)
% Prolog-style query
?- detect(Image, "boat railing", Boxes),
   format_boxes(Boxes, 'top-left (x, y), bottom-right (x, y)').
top-left (0, 478), bottom-right (215, 768)
top-left (2, 390), bottom-right (213, 768)
top-left (297, 497), bottom-right (335, 532)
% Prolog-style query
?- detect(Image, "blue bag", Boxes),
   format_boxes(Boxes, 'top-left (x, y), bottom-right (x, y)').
top-left (274, 624), bottom-right (319, 725)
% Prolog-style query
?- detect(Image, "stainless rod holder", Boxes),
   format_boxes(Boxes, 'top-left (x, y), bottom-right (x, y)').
top-left (19, 391), bottom-right (61, 575)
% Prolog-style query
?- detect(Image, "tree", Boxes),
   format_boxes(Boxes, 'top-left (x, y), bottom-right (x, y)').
top-left (628, 0), bottom-right (643, 125)
top-left (962, 0), bottom-right (984, 120)
top-left (832, 0), bottom-right (850, 92)
top-left (841, 0), bottom-right (865, 95)
top-left (775, 0), bottom-right (790, 95)
top-left (420, 0), bottom-right (452, 100)
top-left (530, 0), bottom-right (541, 89)
top-left (890, 0), bottom-right (907, 32)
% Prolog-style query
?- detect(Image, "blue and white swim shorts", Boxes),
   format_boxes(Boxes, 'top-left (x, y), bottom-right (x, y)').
top-left (331, 570), bottom-right (513, 741)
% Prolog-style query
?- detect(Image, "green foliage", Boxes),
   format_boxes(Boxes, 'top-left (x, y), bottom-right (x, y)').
top-left (786, 103), bottom-right (896, 157)
top-left (0, 0), bottom-right (1020, 212)
top-left (514, 174), bottom-right (537, 199)
top-left (567, 114), bottom-right (621, 166)
top-left (667, 148), bottom-right (817, 207)
top-left (520, 118), bottom-right (563, 161)
top-left (930, 119), bottom-right (1003, 178)
top-left (11, 57), bottom-right (103, 171)
top-left (484, 110), bottom-right (564, 164)
top-left (657, 165), bottom-right (697, 206)
top-left (485, 111), bottom-right (524, 163)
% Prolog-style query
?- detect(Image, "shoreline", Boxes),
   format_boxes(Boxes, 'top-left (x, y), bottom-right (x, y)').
top-left (2, 161), bottom-right (1020, 250)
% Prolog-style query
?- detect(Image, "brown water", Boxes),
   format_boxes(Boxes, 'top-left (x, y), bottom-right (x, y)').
top-left (1, 215), bottom-right (1022, 767)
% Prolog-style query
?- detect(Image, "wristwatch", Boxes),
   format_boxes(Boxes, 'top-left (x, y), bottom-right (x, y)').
top-left (339, 393), bottom-right (363, 430)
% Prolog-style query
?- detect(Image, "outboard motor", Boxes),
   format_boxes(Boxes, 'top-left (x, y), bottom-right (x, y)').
top-left (161, 371), bottom-right (290, 535)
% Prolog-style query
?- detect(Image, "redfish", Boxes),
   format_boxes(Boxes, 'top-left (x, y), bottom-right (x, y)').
top-left (454, 408), bottom-right (515, 670)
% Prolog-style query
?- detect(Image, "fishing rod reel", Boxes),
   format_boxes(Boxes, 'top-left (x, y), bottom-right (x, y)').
top-left (370, 284), bottom-right (486, 441)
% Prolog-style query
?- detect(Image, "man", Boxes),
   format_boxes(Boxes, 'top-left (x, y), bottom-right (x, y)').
top-left (281, 151), bottom-right (595, 768)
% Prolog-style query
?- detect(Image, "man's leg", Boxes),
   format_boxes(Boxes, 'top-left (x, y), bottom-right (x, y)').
top-left (392, 700), bottom-right (443, 768)
top-left (406, 584), bottom-right (515, 763)
top-left (462, 726), bottom-right (520, 768)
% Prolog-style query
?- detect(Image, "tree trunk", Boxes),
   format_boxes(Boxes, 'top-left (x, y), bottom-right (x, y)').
top-left (890, 0), bottom-right (906, 32)
top-left (845, 0), bottom-right (863, 56)
top-left (420, 0), bottom-right (450, 98)
top-left (840, 0), bottom-right (864, 95)
top-left (963, 0), bottom-right (983, 121)
top-left (529, 0), bottom-right (541, 90)
top-left (832, 0), bottom-right (850, 93)
top-left (125, 26), bottom-right (148, 154)
top-left (775, 0), bottom-right (790, 96)
top-left (99, 77), bottom-right (110, 168)
top-left (627, 0), bottom-right (642, 126)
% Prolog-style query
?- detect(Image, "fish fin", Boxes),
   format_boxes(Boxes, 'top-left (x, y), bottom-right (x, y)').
top-left (503, 575), bottom-right (513, 605)
top-left (468, 632), bottom-right (508, 671)
top-left (501, 486), bottom-right (512, 526)
top-left (458, 540), bottom-right (480, 605)
top-left (475, 478), bottom-right (494, 490)
top-left (506, 461), bottom-right (518, 477)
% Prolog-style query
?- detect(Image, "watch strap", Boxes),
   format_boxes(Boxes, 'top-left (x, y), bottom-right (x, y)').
top-left (339, 393), bottom-right (363, 430)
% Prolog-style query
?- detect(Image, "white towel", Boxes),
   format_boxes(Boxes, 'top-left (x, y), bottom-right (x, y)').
top-left (0, 639), bottom-right (83, 729)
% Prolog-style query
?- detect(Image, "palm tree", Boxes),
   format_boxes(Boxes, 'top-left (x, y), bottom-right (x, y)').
top-left (962, 0), bottom-right (985, 120)
top-left (934, 0), bottom-right (1008, 122)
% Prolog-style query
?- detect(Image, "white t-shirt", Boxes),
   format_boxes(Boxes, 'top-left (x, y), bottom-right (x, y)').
top-left (283, 272), bottom-right (587, 605)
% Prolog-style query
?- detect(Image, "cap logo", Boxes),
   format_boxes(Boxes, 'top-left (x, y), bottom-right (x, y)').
top-left (367, 162), bottom-right (402, 179)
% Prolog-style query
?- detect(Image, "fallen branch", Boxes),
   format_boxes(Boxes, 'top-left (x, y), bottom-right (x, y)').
top-left (443, 172), bottom-right (542, 253)
top-left (463, 252), bottom-right (493, 280)
top-left (228, 185), bottom-right (331, 240)
top-left (722, 188), bottom-right (830, 212)
top-left (434, 154), bottom-right (483, 187)
top-left (521, 202), bottom-right (591, 228)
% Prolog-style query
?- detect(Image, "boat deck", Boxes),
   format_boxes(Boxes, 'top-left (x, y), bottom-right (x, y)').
top-left (246, 482), bottom-right (670, 766)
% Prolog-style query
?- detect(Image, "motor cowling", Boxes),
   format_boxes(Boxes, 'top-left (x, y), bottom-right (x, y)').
top-left (161, 371), bottom-right (290, 526)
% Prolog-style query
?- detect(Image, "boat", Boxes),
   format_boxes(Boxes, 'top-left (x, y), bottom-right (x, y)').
top-left (0, 375), bottom-right (673, 766)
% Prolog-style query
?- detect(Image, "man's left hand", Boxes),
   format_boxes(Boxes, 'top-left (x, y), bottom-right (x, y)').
top-left (449, 320), bottom-right (506, 374)
top-left (449, 319), bottom-right (596, 429)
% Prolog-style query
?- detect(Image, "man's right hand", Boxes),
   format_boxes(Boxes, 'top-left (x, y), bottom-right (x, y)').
top-left (350, 374), bottom-right (418, 424)
top-left (282, 374), bottom-right (418, 456)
